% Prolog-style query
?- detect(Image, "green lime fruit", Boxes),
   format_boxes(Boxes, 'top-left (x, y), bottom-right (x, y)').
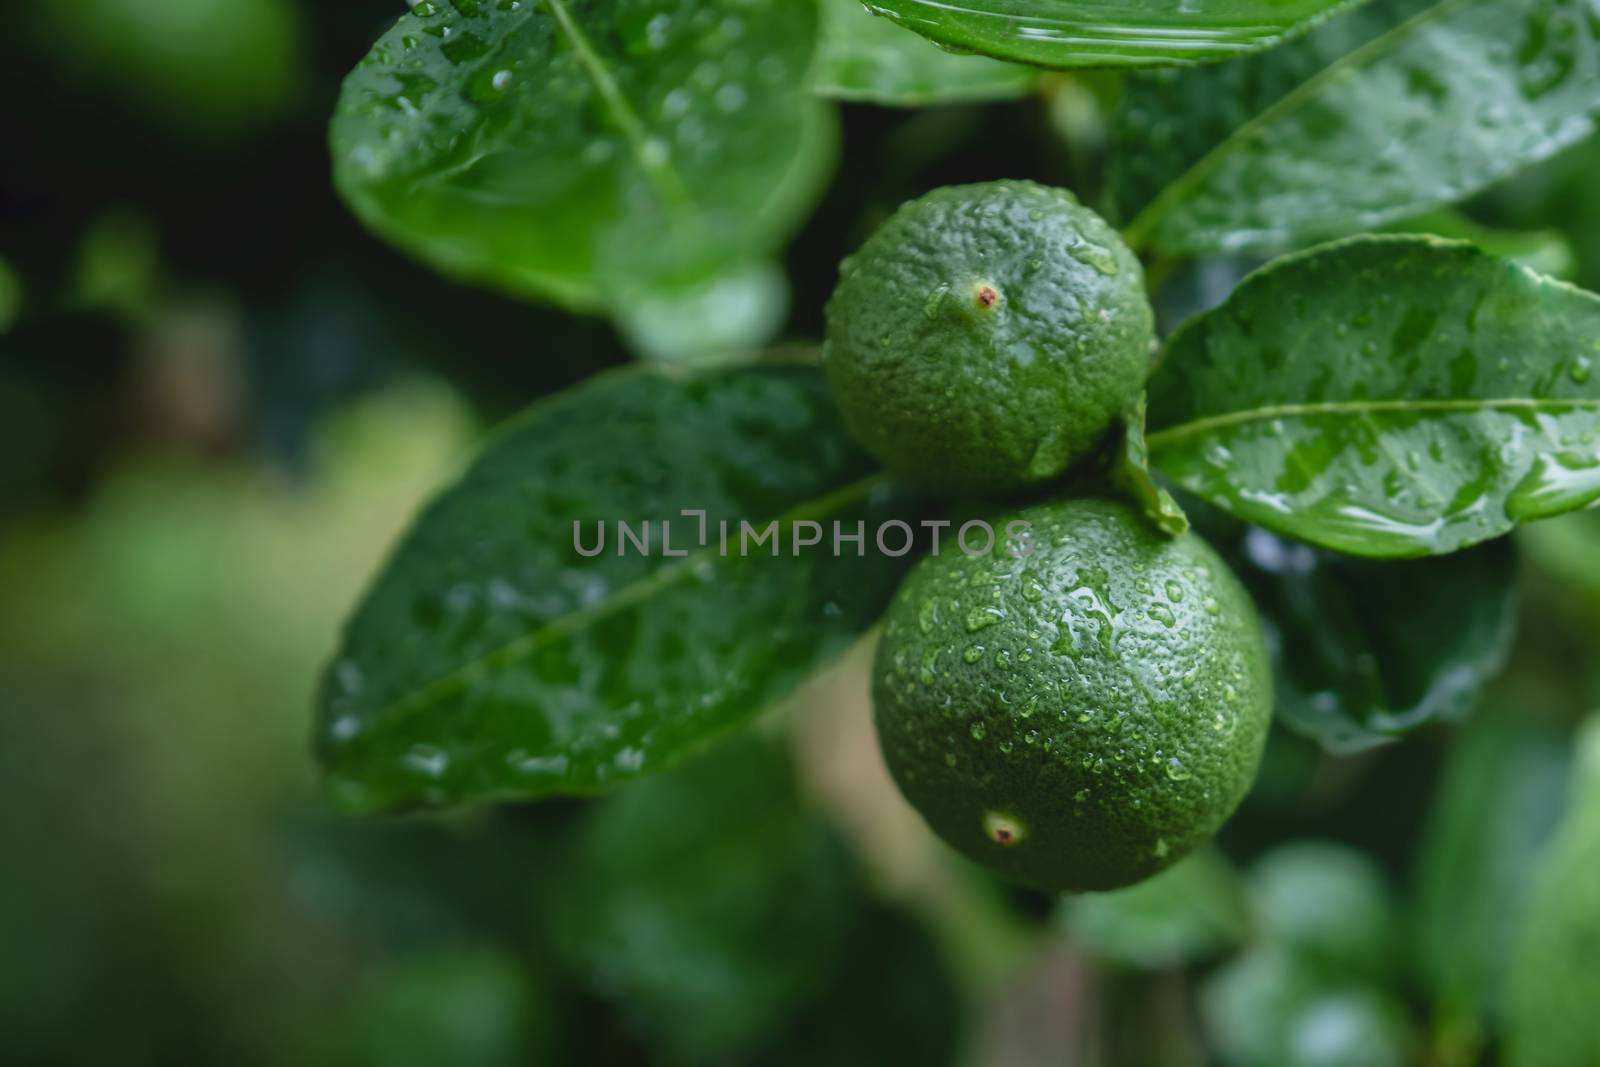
top-left (824, 180), bottom-right (1153, 497)
top-left (1506, 715), bottom-right (1600, 1067)
top-left (1251, 841), bottom-right (1395, 979)
top-left (873, 497), bottom-right (1272, 893)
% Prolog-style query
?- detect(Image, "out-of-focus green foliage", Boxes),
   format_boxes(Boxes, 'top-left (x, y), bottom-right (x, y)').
top-left (6, 1), bottom-right (1600, 1062)
top-left (1411, 706), bottom-right (1571, 1060)
top-left (1059, 848), bottom-right (1249, 969)
top-left (1506, 715), bottom-right (1600, 1067)
top-left (22, 0), bottom-right (303, 135)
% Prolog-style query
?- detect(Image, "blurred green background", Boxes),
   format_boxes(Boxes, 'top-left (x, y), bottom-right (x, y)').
top-left (4, 1), bottom-right (1600, 1064)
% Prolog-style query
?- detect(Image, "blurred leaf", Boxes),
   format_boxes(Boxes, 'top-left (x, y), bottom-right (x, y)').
top-left (860, 0), bottom-right (1371, 70)
top-left (1250, 841), bottom-right (1396, 979)
top-left (1412, 708), bottom-right (1571, 1055)
top-left (345, 946), bottom-right (551, 1067)
top-left (23, 0), bottom-right (301, 134)
top-left (554, 736), bottom-right (859, 1064)
top-left (1519, 508), bottom-right (1600, 605)
top-left (1280, 990), bottom-right (1416, 1067)
top-left (811, 0), bottom-right (1036, 106)
top-left (1058, 848), bottom-right (1248, 970)
top-left (1111, 394), bottom-right (1190, 538)
top-left (316, 359), bottom-right (924, 812)
top-left (0, 256), bottom-right (20, 334)
top-left (1201, 947), bottom-right (1326, 1066)
top-left (1148, 236), bottom-right (1600, 558)
top-left (1384, 208), bottom-right (1577, 281)
top-left (1505, 716), bottom-right (1600, 1067)
top-left (1201, 948), bottom-right (1415, 1067)
top-left (71, 210), bottom-right (162, 322)
top-left (754, 905), bottom-right (963, 1067)
top-left (330, 0), bottom-right (835, 349)
top-left (1207, 520), bottom-right (1517, 751)
top-left (1117, 0), bottom-right (1600, 255)
top-left (611, 259), bottom-right (789, 365)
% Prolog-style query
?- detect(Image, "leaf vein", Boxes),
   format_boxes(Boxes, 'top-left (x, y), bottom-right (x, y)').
top-left (1146, 396), bottom-right (1600, 451)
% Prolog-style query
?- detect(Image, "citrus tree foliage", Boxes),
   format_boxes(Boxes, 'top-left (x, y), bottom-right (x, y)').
top-left (322, 0), bottom-right (1600, 818)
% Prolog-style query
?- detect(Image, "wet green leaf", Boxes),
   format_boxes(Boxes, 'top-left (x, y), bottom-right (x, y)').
top-left (811, 0), bottom-right (1036, 106)
top-left (1412, 709), bottom-right (1571, 1054)
top-left (1117, 0), bottom-right (1600, 255)
top-left (860, 0), bottom-right (1371, 70)
top-left (1200, 516), bottom-right (1518, 751)
top-left (554, 736), bottom-right (859, 1064)
top-left (1148, 236), bottom-right (1600, 558)
top-left (315, 358), bottom-right (923, 813)
top-left (1110, 394), bottom-right (1190, 539)
top-left (1058, 848), bottom-right (1248, 970)
top-left (330, 0), bottom-right (835, 335)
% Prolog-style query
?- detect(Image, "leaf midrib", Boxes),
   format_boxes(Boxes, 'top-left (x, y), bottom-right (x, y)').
top-left (1147, 396), bottom-right (1600, 450)
top-left (347, 469), bottom-right (894, 743)
top-left (543, 0), bottom-right (695, 213)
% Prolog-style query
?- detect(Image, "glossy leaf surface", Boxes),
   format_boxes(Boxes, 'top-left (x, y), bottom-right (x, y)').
top-left (1218, 524), bottom-right (1517, 752)
top-left (811, 0), bottom-right (1035, 106)
top-left (1117, 0), bottom-right (1600, 255)
top-left (1148, 237), bottom-right (1600, 558)
top-left (861, 0), bottom-right (1371, 70)
top-left (330, 0), bottom-right (834, 318)
top-left (315, 359), bottom-right (923, 812)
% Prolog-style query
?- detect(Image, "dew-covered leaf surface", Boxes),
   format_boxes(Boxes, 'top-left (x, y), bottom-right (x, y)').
top-left (330, 0), bottom-right (834, 320)
top-left (1116, 0), bottom-right (1600, 255)
top-left (315, 359), bottom-right (923, 812)
top-left (1148, 236), bottom-right (1600, 558)
top-left (1204, 517), bottom-right (1518, 751)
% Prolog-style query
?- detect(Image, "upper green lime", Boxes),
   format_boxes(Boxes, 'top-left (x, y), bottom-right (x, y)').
top-left (872, 497), bottom-right (1272, 893)
top-left (824, 181), bottom-right (1153, 497)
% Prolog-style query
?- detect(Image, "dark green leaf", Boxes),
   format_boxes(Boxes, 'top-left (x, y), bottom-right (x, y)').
top-left (1058, 849), bottom-right (1248, 970)
top-left (1195, 511), bottom-right (1519, 751)
top-left (861, 0), bottom-right (1371, 70)
top-left (1111, 394), bottom-right (1190, 538)
top-left (1412, 708), bottom-right (1571, 1052)
top-left (329, 0), bottom-right (835, 347)
top-left (811, 0), bottom-right (1036, 106)
top-left (346, 946), bottom-right (550, 1067)
top-left (754, 905), bottom-right (963, 1067)
top-left (554, 736), bottom-right (859, 1064)
top-left (1148, 236), bottom-right (1600, 558)
top-left (1117, 0), bottom-right (1600, 255)
top-left (315, 358), bottom-right (924, 812)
